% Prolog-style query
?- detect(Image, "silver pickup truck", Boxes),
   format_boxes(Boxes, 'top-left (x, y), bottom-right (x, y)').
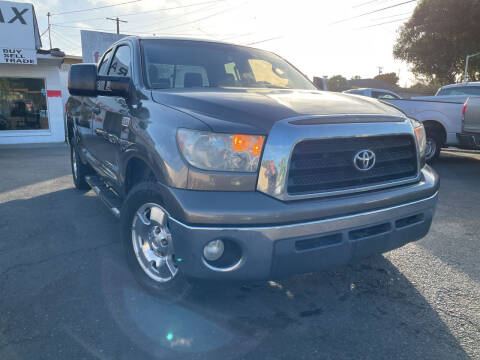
top-left (462, 96), bottom-right (480, 147)
top-left (383, 96), bottom-right (480, 161)
top-left (66, 37), bottom-right (439, 296)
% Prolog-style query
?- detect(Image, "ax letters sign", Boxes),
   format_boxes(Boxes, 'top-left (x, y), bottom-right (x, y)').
top-left (0, 1), bottom-right (40, 64)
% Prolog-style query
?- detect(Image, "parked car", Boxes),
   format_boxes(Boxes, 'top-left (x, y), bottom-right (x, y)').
top-left (0, 113), bottom-right (9, 130)
top-left (66, 37), bottom-right (438, 297)
top-left (382, 96), bottom-right (480, 161)
top-left (460, 96), bottom-right (480, 147)
top-left (411, 82), bottom-right (480, 103)
top-left (343, 88), bottom-right (402, 99)
top-left (435, 82), bottom-right (480, 96)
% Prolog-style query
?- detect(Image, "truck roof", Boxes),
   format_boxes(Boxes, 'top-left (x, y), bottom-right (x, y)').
top-left (113, 35), bottom-right (242, 48)
top-left (440, 81), bottom-right (480, 89)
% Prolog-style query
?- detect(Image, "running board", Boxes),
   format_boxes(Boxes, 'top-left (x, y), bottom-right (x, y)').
top-left (85, 175), bottom-right (122, 218)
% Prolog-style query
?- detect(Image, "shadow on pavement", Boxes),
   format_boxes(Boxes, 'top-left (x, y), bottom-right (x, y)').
top-left (0, 187), bottom-right (469, 359)
top-left (0, 145), bottom-right (70, 194)
top-left (417, 151), bottom-right (480, 283)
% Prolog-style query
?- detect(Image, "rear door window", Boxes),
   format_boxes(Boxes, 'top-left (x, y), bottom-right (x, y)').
top-left (146, 64), bottom-right (208, 88)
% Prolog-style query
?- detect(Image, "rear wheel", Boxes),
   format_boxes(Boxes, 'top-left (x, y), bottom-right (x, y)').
top-left (121, 182), bottom-right (191, 300)
top-left (70, 143), bottom-right (92, 190)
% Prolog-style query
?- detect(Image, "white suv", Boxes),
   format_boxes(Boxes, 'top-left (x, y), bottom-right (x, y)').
top-left (343, 88), bottom-right (402, 100)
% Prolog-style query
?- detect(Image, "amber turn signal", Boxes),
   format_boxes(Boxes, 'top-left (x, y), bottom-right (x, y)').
top-left (232, 134), bottom-right (265, 156)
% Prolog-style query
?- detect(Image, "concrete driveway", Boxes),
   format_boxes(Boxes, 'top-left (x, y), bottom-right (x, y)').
top-left (0, 145), bottom-right (479, 359)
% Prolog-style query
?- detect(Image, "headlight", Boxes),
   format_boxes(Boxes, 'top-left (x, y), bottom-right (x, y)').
top-left (177, 128), bottom-right (265, 172)
top-left (410, 118), bottom-right (426, 166)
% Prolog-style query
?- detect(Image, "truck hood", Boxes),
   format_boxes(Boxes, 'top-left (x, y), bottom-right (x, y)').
top-left (151, 88), bottom-right (404, 133)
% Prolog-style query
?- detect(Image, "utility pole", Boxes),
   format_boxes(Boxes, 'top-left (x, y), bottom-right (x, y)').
top-left (464, 52), bottom-right (480, 83)
top-left (377, 66), bottom-right (383, 75)
top-left (47, 12), bottom-right (52, 49)
top-left (106, 17), bottom-right (127, 34)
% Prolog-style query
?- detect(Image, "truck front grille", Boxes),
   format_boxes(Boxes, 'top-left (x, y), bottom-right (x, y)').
top-left (287, 135), bottom-right (418, 195)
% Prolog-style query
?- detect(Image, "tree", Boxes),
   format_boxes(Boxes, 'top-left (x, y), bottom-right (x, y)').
top-left (409, 77), bottom-right (443, 89)
top-left (394, 0), bottom-right (480, 84)
top-left (374, 72), bottom-right (399, 86)
top-left (327, 75), bottom-right (349, 92)
top-left (410, 82), bottom-right (432, 90)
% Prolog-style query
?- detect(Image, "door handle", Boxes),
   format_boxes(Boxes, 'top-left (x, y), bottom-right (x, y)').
top-left (95, 128), bottom-right (106, 136)
top-left (121, 117), bottom-right (131, 127)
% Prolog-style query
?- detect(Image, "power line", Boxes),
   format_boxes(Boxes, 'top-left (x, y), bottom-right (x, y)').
top-left (50, 23), bottom-right (241, 39)
top-left (129, 2), bottom-right (219, 32)
top-left (142, 1), bottom-right (247, 34)
top-left (246, 35), bottom-right (283, 46)
top-left (50, 28), bottom-right (81, 46)
top-left (50, 28), bottom-right (81, 50)
top-left (329, 0), bottom-right (417, 25)
top-left (371, 11), bottom-right (412, 21)
top-left (52, 0), bottom-right (227, 25)
top-left (50, 0), bottom-right (142, 16)
top-left (219, 32), bottom-right (254, 41)
top-left (50, 25), bottom-right (223, 37)
top-left (353, 0), bottom-right (383, 8)
top-left (358, 16), bottom-right (410, 29)
top-left (51, 24), bottom-right (114, 32)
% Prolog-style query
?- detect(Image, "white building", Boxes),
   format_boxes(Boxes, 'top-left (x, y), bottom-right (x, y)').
top-left (0, 1), bottom-right (67, 144)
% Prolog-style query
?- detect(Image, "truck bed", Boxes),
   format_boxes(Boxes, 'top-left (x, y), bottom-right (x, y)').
top-left (383, 98), bottom-right (464, 145)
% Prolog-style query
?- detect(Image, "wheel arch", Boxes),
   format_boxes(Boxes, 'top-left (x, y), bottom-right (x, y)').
top-left (422, 120), bottom-right (447, 145)
top-left (123, 154), bottom-right (157, 195)
top-left (65, 107), bottom-right (75, 145)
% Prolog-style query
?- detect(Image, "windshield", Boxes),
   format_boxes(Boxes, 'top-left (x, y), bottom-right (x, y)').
top-left (141, 39), bottom-right (316, 90)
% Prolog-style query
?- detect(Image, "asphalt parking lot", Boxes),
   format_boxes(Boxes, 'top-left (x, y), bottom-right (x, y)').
top-left (0, 144), bottom-right (479, 360)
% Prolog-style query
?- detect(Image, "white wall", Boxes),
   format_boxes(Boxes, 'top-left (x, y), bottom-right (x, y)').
top-left (0, 62), bottom-right (65, 144)
top-left (59, 70), bottom-right (69, 110)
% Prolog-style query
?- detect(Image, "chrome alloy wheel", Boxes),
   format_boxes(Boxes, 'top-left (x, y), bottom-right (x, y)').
top-left (131, 203), bottom-right (178, 282)
top-left (425, 137), bottom-right (437, 161)
top-left (72, 147), bottom-right (78, 179)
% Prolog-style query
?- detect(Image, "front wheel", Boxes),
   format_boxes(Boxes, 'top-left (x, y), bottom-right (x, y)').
top-left (121, 182), bottom-right (191, 300)
top-left (425, 130), bottom-right (442, 163)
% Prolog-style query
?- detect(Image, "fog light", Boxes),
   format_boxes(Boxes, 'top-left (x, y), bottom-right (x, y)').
top-left (203, 239), bottom-right (225, 261)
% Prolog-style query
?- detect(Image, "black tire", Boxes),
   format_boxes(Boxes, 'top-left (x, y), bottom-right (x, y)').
top-left (121, 182), bottom-right (191, 300)
top-left (70, 143), bottom-right (92, 190)
top-left (425, 128), bottom-right (442, 164)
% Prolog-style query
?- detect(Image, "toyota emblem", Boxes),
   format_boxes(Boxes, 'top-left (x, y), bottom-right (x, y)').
top-left (353, 150), bottom-right (376, 171)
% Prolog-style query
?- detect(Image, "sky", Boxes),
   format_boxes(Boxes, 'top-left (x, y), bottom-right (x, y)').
top-left (29, 0), bottom-right (419, 86)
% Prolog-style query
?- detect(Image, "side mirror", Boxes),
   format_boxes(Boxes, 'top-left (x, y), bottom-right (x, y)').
top-left (98, 75), bottom-right (131, 98)
top-left (68, 64), bottom-right (97, 97)
top-left (68, 63), bottom-right (131, 98)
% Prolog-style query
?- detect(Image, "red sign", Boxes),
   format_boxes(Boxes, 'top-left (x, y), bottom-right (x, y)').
top-left (47, 90), bottom-right (62, 97)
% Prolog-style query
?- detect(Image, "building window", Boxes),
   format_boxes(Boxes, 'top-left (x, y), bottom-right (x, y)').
top-left (0, 78), bottom-right (49, 131)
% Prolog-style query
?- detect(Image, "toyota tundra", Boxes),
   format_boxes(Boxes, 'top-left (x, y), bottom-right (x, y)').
top-left (66, 37), bottom-right (439, 295)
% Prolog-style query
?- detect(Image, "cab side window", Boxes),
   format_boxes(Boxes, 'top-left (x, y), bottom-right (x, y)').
top-left (98, 49), bottom-right (112, 76)
top-left (108, 45), bottom-right (131, 77)
top-left (372, 91), bottom-right (399, 99)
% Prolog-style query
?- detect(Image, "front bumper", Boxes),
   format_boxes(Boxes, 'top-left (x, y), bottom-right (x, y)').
top-left (165, 166), bottom-right (439, 281)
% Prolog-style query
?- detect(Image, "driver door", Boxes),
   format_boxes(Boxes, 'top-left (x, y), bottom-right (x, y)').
top-left (90, 44), bottom-right (133, 188)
